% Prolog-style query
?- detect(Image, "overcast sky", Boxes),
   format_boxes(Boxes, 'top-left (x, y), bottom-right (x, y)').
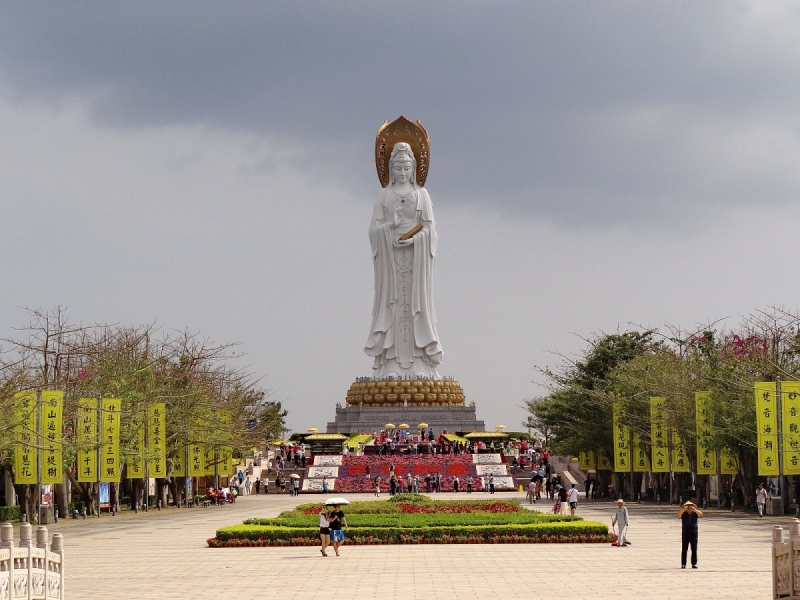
top-left (2, 2), bottom-right (800, 434)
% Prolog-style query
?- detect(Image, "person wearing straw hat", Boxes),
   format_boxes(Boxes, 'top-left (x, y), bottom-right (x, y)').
top-left (677, 501), bottom-right (703, 569)
top-left (611, 499), bottom-right (629, 547)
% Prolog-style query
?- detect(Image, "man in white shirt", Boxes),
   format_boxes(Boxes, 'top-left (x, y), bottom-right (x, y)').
top-left (527, 480), bottom-right (536, 504)
top-left (756, 483), bottom-right (769, 517)
top-left (567, 484), bottom-right (579, 516)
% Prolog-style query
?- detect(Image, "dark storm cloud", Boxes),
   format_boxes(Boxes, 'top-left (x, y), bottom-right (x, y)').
top-left (2, 1), bottom-right (800, 226)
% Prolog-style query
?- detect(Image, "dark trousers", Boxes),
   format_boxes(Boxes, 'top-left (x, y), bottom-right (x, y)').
top-left (681, 532), bottom-right (698, 566)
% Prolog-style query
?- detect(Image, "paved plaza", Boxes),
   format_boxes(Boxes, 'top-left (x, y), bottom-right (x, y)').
top-left (51, 493), bottom-right (775, 599)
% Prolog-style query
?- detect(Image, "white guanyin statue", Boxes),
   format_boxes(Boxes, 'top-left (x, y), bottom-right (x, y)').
top-left (364, 136), bottom-right (443, 379)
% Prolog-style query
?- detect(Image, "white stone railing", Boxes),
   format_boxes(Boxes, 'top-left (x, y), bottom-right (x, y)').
top-left (0, 521), bottom-right (65, 599)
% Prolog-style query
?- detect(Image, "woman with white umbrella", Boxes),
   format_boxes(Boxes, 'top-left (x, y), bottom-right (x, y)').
top-left (325, 499), bottom-right (350, 557)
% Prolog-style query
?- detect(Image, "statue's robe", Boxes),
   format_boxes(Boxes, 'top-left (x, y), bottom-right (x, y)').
top-left (364, 185), bottom-right (443, 377)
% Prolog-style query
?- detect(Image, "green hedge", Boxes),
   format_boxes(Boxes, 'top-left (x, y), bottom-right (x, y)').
top-left (212, 521), bottom-right (610, 546)
top-left (245, 512), bottom-right (579, 528)
top-left (290, 498), bottom-right (521, 515)
top-left (0, 506), bottom-right (21, 522)
top-left (387, 493), bottom-right (430, 503)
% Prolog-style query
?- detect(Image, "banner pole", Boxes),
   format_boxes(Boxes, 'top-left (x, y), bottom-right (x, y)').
top-left (629, 428), bottom-right (634, 502)
top-left (37, 391), bottom-right (42, 520)
top-left (778, 376), bottom-right (785, 516)
top-left (144, 409), bottom-right (149, 513)
top-left (669, 428), bottom-right (674, 505)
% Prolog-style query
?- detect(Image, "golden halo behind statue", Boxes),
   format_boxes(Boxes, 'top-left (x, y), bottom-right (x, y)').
top-left (375, 116), bottom-right (430, 188)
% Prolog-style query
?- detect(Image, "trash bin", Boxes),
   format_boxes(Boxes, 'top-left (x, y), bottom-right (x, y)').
top-left (768, 496), bottom-right (782, 516)
top-left (38, 504), bottom-right (54, 525)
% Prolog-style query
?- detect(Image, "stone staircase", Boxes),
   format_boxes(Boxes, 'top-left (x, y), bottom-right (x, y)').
top-left (301, 454), bottom-right (516, 493)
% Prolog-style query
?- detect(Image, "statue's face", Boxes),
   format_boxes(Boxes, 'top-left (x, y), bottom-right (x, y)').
top-left (392, 160), bottom-right (413, 184)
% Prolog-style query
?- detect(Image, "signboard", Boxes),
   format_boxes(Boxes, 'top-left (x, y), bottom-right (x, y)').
top-left (40, 391), bottom-right (64, 484)
top-left (100, 398), bottom-right (121, 482)
top-left (650, 397), bottom-right (669, 473)
top-left (755, 382), bottom-right (780, 476)
top-left (77, 398), bottom-right (98, 482)
top-left (696, 391), bottom-right (716, 475)
top-left (612, 403), bottom-right (630, 473)
top-left (14, 391), bottom-right (38, 484)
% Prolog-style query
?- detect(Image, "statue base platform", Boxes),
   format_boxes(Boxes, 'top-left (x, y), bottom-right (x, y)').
top-left (326, 404), bottom-right (485, 434)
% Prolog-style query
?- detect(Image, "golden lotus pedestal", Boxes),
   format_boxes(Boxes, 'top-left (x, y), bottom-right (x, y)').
top-left (326, 378), bottom-right (485, 434)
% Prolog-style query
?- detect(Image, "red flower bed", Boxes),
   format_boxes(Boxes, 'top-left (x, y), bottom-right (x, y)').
top-left (396, 501), bottom-right (518, 514)
top-left (331, 455), bottom-right (488, 493)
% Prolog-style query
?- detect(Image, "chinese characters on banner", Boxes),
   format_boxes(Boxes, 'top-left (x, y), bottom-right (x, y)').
top-left (720, 446), bottom-right (738, 475)
top-left (672, 432), bottom-right (690, 472)
top-left (100, 398), bottom-right (121, 482)
top-left (14, 391), bottom-right (37, 484)
top-left (633, 432), bottom-right (651, 472)
top-left (579, 450), bottom-right (596, 471)
top-left (204, 447), bottom-right (216, 476)
top-left (650, 397), bottom-right (669, 473)
top-left (40, 391), bottom-right (63, 484)
top-left (755, 382), bottom-right (780, 476)
top-left (220, 447), bottom-right (233, 475)
top-left (597, 449), bottom-right (612, 470)
top-left (128, 420), bottom-right (145, 479)
top-left (695, 392), bottom-right (717, 475)
top-left (148, 403), bottom-right (166, 478)
top-left (77, 398), bottom-right (98, 482)
top-left (171, 448), bottom-right (186, 477)
top-left (782, 381), bottom-right (800, 475)
top-left (612, 403), bottom-right (630, 472)
top-left (188, 442), bottom-right (204, 477)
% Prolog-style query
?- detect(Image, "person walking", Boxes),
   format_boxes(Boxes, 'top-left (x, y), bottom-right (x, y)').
top-left (245, 477), bottom-right (252, 496)
top-left (567, 484), bottom-right (579, 516)
top-left (453, 476), bottom-right (460, 493)
top-left (466, 475), bottom-right (473, 494)
top-left (488, 474), bottom-right (495, 494)
top-left (254, 478), bottom-right (261, 495)
top-left (612, 499), bottom-right (629, 547)
top-left (319, 510), bottom-right (331, 557)
top-left (374, 476), bottom-right (381, 497)
top-left (756, 483), bottom-right (768, 517)
top-left (327, 504), bottom-right (348, 557)
top-left (527, 480), bottom-right (536, 504)
top-left (677, 501), bottom-right (702, 569)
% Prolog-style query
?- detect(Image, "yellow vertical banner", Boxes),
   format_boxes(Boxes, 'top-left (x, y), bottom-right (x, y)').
top-left (171, 449), bottom-right (186, 477)
top-left (650, 397), bottom-right (669, 473)
top-left (597, 449), bottom-right (612, 470)
top-left (695, 391), bottom-right (716, 475)
top-left (782, 381), bottom-right (800, 474)
top-left (672, 432), bottom-right (690, 472)
top-left (40, 391), bottom-right (64, 484)
top-left (755, 382), bottom-right (780, 476)
top-left (579, 450), bottom-right (596, 471)
top-left (633, 432), bottom-right (650, 472)
top-left (220, 446), bottom-right (233, 475)
top-left (148, 403), bottom-right (167, 478)
top-left (127, 420), bottom-right (145, 479)
top-left (188, 442), bottom-right (204, 477)
top-left (612, 403), bottom-right (630, 472)
top-left (14, 391), bottom-right (38, 484)
top-left (720, 447), bottom-right (738, 475)
top-left (100, 398), bottom-right (121, 482)
top-left (77, 398), bottom-right (98, 482)
top-left (204, 447), bottom-right (216, 476)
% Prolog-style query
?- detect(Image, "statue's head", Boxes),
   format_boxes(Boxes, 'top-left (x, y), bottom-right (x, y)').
top-left (389, 142), bottom-right (417, 186)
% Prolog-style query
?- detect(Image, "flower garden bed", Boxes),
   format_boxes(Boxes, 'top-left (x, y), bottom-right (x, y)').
top-left (207, 495), bottom-right (612, 547)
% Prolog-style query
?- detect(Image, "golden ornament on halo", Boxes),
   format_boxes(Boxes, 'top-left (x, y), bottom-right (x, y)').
top-left (375, 116), bottom-right (430, 188)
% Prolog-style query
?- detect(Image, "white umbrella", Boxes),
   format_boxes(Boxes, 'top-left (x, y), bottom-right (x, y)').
top-left (289, 473), bottom-right (301, 479)
top-left (323, 497), bottom-right (350, 505)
